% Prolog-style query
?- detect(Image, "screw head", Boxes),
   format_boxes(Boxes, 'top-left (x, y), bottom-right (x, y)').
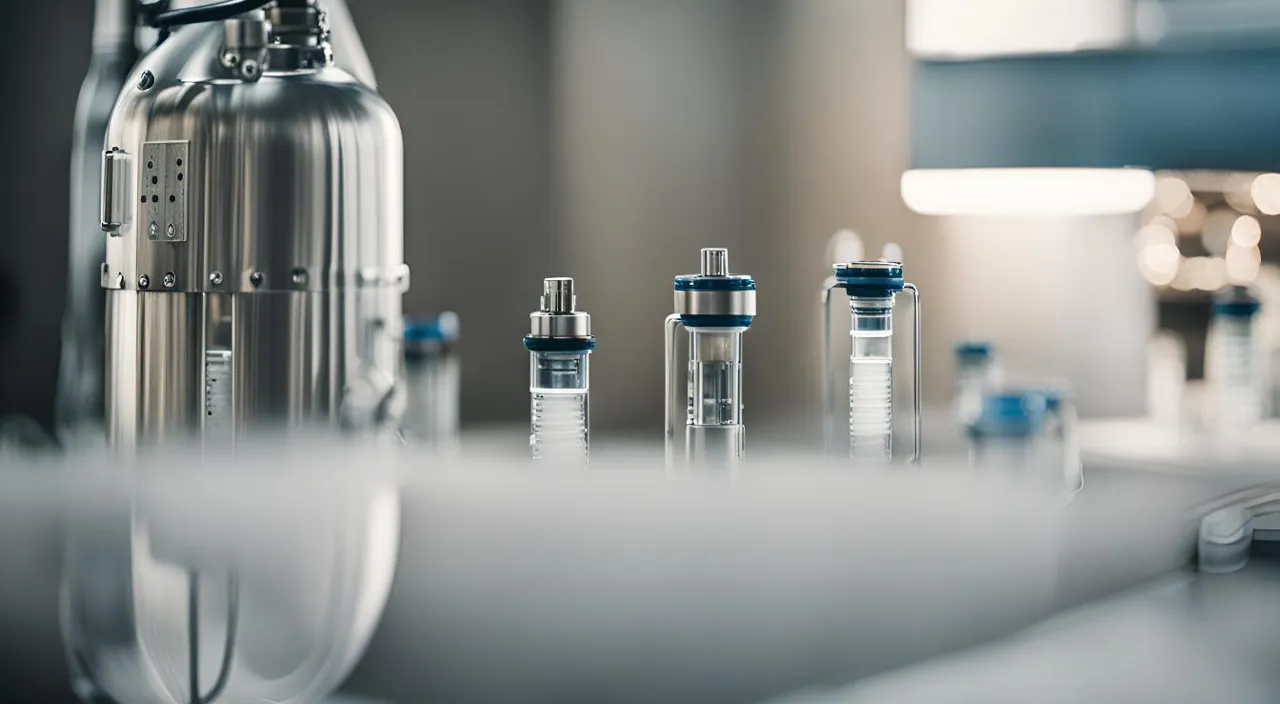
top-left (242, 61), bottom-right (260, 79)
top-left (291, 267), bottom-right (308, 285)
top-left (166, 223), bottom-right (176, 238)
top-left (138, 274), bottom-right (150, 290)
top-left (148, 222), bottom-right (158, 238)
top-left (209, 271), bottom-right (224, 286)
top-left (249, 271), bottom-right (265, 288)
top-left (138, 71), bottom-right (155, 91)
top-left (162, 272), bottom-right (176, 289)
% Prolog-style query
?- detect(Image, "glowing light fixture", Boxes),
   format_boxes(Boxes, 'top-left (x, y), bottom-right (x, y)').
top-left (901, 168), bottom-right (1155, 217)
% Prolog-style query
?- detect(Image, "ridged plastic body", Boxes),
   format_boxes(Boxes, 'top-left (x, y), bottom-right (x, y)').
top-left (849, 299), bottom-right (894, 461)
top-left (1211, 316), bottom-right (1263, 431)
top-left (530, 352), bottom-right (590, 461)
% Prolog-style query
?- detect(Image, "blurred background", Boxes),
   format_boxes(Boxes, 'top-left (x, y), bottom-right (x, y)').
top-left (0, 0), bottom-right (1157, 440)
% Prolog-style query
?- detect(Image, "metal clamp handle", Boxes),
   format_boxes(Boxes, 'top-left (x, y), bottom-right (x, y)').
top-left (821, 279), bottom-right (838, 455)
top-left (664, 314), bottom-right (683, 465)
top-left (905, 283), bottom-right (922, 465)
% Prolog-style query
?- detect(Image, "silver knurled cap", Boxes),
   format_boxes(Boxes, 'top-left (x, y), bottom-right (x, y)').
top-left (530, 277), bottom-right (591, 338)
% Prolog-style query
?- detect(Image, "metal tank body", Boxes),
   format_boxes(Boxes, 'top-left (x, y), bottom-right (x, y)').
top-left (100, 5), bottom-right (406, 448)
top-left (59, 0), bottom-right (375, 446)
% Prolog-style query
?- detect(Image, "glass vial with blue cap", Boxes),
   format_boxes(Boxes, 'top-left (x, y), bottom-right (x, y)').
top-left (1208, 285), bottom-right (1264, 432)
top-left (822, 261), bottom-right (921, 462)
top-left (402, 312), bottom-right (461, 451)
top-left (968, 391), bottom-right (1054, 486)
top-left (954, 341), bottom-right (997, 428)
top-left (665, 248), bottom-right (756, 467)
top-left (1038, 387), bottom-right (1083, 493)
top-left (526, 278), bottom-right (594, 462)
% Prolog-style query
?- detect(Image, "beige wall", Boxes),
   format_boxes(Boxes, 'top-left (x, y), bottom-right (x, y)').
top-left (556, 0), bottom-right (1154, 432)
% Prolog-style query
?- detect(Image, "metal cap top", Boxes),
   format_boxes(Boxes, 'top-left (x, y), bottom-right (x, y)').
top-left (541, 277), bottom-right (577, 314)
top-left (834, 260), bottom-right (905, 296)
top-left (673, 248), bottom-right (757, 292)
top-left (528, 277), bottom-right (593, 345)
top-left (1214, 285), bottom-right (1262, 318)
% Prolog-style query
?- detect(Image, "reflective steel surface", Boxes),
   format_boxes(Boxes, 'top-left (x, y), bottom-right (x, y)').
top-left (101, 10), bottom-right (406, 448)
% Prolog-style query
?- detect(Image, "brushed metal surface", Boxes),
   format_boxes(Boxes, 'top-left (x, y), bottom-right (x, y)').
top-left (673, 289), bottom-right (757, 317)
top-left (102, 17), bottom-right (405, 446)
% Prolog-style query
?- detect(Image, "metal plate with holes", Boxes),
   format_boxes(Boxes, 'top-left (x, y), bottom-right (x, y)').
top-left (140, 141), bottom-right (189, 243)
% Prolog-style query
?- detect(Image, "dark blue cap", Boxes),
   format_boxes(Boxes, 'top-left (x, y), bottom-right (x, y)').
top-left (673, 274), bottom-right (756, 292)
top-left (679, 315), bottom-right (754, 329)
top-left (954, 341), bottom-right (993, 359)
top-left (1214, 286), bottom-right (1261, 318)
top-left (970, 391), bottom-right (1047, 439)
top-left (523, 336), bottom-right (596, 353)
top-left (405, 313), bottom-right (460, 343)
top-left (834, 261), bottom-right (905, 298)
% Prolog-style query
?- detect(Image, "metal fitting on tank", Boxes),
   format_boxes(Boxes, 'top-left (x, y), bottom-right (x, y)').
top-left (221, 10), bottom-right (269, 81)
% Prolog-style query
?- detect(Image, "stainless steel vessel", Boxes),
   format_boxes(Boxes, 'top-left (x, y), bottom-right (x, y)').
top-left (100, 0), bottom-right (407, 448)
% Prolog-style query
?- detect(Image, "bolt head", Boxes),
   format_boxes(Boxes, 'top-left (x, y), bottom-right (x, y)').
top-left (209, 272), bottom-right (224, 286)
top-left (291, 268), bottom-right (308, 285)
top-left (138, 274), bottom-right (150, 289)
top-left (148, 222), bottom-right (158, 237)
top-left (166, 223), bottom-right (176, 238)
top-left (138, 71), bottom-right (155, 91)
top-left (162, 272), bottom-right (176, 289)
top-left (249, 271), bottom-right (265, 287)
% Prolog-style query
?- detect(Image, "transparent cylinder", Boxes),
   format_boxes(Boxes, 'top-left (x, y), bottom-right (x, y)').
top-left (970, 434), bottom-right (1053, 485)
top-left (530, 351), bottom-right (590, 461)
top-left (1209, 316), bottom-right (1263, 432)
top-left (402, 343), bottom-right (460, 452)
top-left (685, 329), bottom-right (745, 463)
top-left (849, 298), bottom-right (894, 461)
top-left (954, 346), bottom-right (996, 428)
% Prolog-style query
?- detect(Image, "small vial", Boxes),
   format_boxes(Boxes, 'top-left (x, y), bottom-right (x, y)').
top-left (822, 261), bottom-right (921, 463)
top-left (1207, 285), bottom-right (1264, 434)
top-left (666, 248), bottom-right (756, 468)
top-left (1038, 387), bottom-right (1083, 493)
top-left (402, 313), bottom-right (461, 452)
top-left (954, 341), bottom-right (997, 428)
top-left (525, 278), bottom-right (594, 463)
top-left (968, 391), bottom-right (1057, 489)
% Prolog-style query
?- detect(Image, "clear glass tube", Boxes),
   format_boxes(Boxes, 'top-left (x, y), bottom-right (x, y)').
top-left (530, 351), bottom-right (590, 461)
top-left (1210, 316), bottom-right (1263, 431)
top-left (849, 298), bottom-right (894, 461)
top-left (688, 330), bottom-right (743, 428)
top-left (403, 343), bottom-right (460, 452)
top-left (954, 347), bottom-right (996, 428)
